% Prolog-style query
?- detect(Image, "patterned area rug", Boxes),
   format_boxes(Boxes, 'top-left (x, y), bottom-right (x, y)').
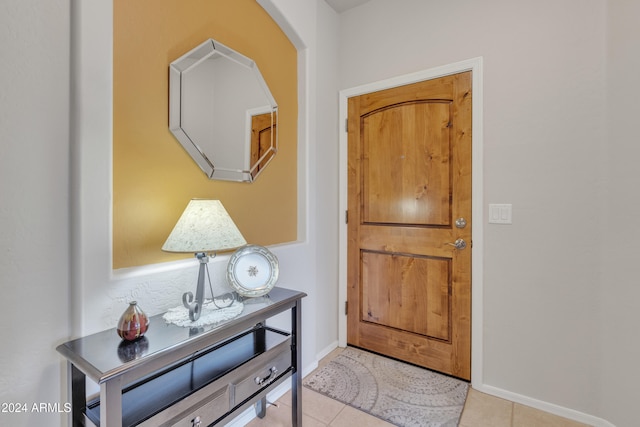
top-left (303, 347), bottom-right (469, 427)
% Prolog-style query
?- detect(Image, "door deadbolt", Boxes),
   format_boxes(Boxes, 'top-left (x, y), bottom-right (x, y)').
top-left (455, 218), bottom-right (467, 229)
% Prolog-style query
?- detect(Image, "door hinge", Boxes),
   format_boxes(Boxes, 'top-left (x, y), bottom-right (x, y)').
top-left (345, 210), bottom-right (348, 224)
top-left (345, 301), bottom-right (348, 315)
top-left (345, 118), bottom-right (348, 132)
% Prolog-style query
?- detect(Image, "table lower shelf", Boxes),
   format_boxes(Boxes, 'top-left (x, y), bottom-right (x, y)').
top-left (85, 326), bottom-right (291, 427)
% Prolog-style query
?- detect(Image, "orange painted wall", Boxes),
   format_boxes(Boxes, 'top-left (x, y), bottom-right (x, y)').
top-left (113, 0), bottom-right (297, 269)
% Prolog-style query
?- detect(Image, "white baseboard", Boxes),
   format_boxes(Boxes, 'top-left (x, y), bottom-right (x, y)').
top-left (315, 340), bottom-right (340, 363)
top-left (476, 384), bottom-right (615, 427)
top-left (302, 359), bottom-right (319, 378)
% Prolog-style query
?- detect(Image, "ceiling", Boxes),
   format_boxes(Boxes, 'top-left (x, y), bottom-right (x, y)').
top-left (325, 0), bottom-right (371, 13)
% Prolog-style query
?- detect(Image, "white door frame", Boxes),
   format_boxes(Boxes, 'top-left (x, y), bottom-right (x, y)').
top-left (337, 57), bottom-right (484, 387)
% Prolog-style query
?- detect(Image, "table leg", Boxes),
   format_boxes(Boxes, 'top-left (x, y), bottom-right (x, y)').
top-left (291, 299), bottom-right (302, 427)
top-left (100, 376), bottom-right (123, 427)
top-left (254, 397), bottom-right (267, 418)
top-left (69, 363), bottom-right (86, 427)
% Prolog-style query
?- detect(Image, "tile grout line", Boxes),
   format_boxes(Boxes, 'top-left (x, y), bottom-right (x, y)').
top-left (328, 406), bottom-right (342, 426)
top-left (326, 402), bottom-right (348, 426)
top-left (510, 402), bottom-right (515, 427)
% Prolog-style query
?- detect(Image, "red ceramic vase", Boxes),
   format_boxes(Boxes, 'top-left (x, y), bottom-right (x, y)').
top-left (117, 301), bottom-right (149, 341)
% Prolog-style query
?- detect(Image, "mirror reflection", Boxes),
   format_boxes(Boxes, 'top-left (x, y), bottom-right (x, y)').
top-left (169, 39), bottom-right (277, 182)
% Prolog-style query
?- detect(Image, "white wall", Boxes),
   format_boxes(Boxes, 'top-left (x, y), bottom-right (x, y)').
top-left (602, 1), bottom-right (640, 426)
top-left (313, 0), bottom-right (341, 357)
top-left (337, 0), bottom-right (609, 424)
top-left (0, 1), bottom-right (70, 426)
top-left (263, 0), bottom-right (342, 357)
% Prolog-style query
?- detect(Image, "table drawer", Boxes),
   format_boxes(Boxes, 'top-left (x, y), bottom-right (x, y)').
top-left (165, 386), bottom-right (229, 427)
top-left (231, 343), bottom-right (292, 406)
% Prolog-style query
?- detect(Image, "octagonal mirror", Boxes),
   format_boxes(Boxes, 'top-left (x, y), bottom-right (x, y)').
top-left (169, 39), bottom-right (277, 182)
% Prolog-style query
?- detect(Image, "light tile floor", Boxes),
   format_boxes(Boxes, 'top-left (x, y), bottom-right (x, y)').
top-left (245, 348), bottom-right (591, 427)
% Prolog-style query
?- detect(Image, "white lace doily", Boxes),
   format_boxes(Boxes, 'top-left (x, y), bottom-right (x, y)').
top-left (163, 300), bottom-right (244, 327)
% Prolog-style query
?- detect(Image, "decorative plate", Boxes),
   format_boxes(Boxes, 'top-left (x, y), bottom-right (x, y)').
top-left (226, 245), bottom-right (279, 297)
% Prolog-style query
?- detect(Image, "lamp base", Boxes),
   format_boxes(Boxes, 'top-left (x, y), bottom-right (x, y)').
top-left (182, 253), bottom-right (208, 321)
top-left (182, 252), bottom-right (234, 321)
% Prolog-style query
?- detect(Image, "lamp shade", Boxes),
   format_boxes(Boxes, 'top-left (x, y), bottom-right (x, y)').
top-left (162, 199), bottom-right (246, 253)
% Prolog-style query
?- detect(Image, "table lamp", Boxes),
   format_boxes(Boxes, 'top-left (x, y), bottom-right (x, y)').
top-left (162, 199), bottom-right (247, 321)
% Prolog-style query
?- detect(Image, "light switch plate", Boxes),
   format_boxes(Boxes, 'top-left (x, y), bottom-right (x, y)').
top-left (489, 204), bottom-right (512, 224)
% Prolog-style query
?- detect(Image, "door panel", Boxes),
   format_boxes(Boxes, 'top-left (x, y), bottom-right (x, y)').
top-left (362, 102), bottom-right (452, 226)
top-left (361, 251), bottom-right (451, 341)
top-left (347, 72), bottom-right (472, 380)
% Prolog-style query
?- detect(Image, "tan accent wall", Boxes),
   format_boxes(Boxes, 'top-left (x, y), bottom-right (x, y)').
top-left (113, 0), bottom-right (297, 269)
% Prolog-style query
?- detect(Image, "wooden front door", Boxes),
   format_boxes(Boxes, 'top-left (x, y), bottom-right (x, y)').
top-left (347, 72), bottom-right (472, 380)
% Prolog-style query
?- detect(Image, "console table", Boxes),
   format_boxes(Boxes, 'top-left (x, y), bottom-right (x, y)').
top-left (57, 287), bottom-right (306, 427)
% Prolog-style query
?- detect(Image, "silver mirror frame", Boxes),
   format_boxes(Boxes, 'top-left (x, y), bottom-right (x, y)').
top-left (169, 39), bottom-right (278, 182)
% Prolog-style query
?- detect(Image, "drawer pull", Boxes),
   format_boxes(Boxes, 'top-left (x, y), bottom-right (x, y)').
top-left (191, 415), bottom-right (202, 427)
top-left (254, 366), bottom-right (278, 386)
